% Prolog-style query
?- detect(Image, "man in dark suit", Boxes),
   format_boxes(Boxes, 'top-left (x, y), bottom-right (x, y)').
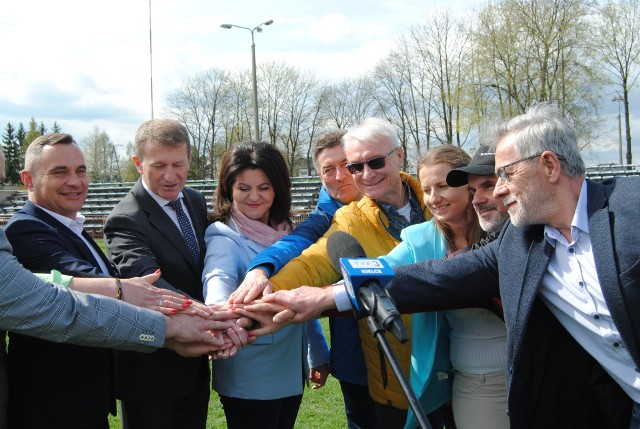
top-left (5, 133), bottom-right (120, 428)
top-left (104, 118), bottom-right (211, 429)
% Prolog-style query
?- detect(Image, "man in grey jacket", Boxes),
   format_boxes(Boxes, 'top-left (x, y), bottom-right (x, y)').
top-left (386, 104), bottom-right (638, 428)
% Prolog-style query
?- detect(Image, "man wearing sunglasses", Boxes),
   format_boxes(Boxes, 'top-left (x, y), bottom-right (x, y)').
top-left (255, 118), bottom-right (435, 428)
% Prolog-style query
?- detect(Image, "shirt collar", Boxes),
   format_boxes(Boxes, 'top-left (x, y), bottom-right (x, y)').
top-left (141, 179), bottom-right (184, 207)
top-left (544, 180), bottom-right (589, 247)
top-left (36, 204), bottom-right (86, 236)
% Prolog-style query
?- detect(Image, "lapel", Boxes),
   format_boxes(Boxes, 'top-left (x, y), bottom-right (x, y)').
top-left (504, 224), bottom-right (554, 361)
top-left (586, 179), bottom-right (639, 362)
top-left (23, 201), bottom-right (116, 275)
top-left (132, 180), bottom-right (202, 271)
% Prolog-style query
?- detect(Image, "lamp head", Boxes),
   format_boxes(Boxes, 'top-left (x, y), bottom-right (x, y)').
top-left (220, 24), bottom-right (232, 29)
top-left (265, 19), bottom-right (273, 25)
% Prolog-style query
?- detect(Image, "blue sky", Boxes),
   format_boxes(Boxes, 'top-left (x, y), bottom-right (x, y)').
top-left (1, 0), bottom-right (638, 165)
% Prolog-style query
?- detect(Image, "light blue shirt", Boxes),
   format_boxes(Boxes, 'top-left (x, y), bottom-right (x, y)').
top-left (540, 180), bottom-right (640, 402)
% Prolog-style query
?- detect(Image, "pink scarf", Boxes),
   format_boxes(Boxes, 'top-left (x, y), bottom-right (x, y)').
top-left (231, 206), bottom-right (292, 248)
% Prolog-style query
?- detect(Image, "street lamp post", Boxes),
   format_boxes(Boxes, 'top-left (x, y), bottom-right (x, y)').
top-left (221, 19), bottom-right (273, 141)
top-left (613, 95), bottom-right (624, 166)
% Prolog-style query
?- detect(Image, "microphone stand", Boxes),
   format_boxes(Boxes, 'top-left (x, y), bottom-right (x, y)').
top-left (363, 316), bottom-right (432, 429)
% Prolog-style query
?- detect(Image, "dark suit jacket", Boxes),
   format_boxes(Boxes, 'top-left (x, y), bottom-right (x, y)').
top-left (5, 201), bottom-right (117, 428)
top-left (388, 178), bottom-right (639, 429)
top-left (104, 179), bottom-right (209, 402)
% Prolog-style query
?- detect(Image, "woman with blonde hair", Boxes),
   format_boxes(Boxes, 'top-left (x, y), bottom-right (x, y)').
top-left (385, 145), bottom-right (509, 429)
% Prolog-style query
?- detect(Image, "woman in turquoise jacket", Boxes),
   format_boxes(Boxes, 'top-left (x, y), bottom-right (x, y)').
top-left (384, 145), bottom-right (509, 429)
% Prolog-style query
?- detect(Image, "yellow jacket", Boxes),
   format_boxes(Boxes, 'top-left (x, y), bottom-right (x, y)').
top-left (271, 172), bottom-right (431, 410)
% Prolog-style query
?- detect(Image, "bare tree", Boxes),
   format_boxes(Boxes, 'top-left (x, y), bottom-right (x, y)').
top-left (165, 68), bottom-right (230, 178)
top-left (220, 70), bottom-right (254, 149)
top-left (372, 47), bottom-right (420, 168)
top-left (372, 35), bottom-right (437, 165)
top-left (82, 126), bottom-right (120, 182)
top-left (321, 77), bottom-right (376, 129)
top-left (409, 9), bottom-right (472, 148)
top-left (593, 0), bottom-right (640, 164)
top-left (258, 61), bottom-right (296, 147)
top-left (279, 71), bottom-right (322, 175)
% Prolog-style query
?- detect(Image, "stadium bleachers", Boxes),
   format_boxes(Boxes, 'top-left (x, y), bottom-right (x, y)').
top-left (2, 164), bottom-right (638, 238)
top-left (0, 178), bottom-right (323, 238)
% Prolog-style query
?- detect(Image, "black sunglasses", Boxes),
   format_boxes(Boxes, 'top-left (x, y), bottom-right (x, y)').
top-left (346, 147), bottom-right (399, 174)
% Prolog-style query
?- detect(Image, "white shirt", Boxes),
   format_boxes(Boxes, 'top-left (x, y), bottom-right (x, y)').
top-left (539, 181), bottom-right (640, 401)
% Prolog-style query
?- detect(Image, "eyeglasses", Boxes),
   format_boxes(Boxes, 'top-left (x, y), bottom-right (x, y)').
top-left (495, 152), bottom-right (565, 183)
top-left (346, 147), bottom-right (399, 174)
top-left (495, 153), bottom-right (541, 183)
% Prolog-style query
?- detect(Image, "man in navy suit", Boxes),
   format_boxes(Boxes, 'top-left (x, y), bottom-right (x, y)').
top-left (104, 119), bottom-right (211, 429)
top-left (5, 133), bottom-right (124, 428)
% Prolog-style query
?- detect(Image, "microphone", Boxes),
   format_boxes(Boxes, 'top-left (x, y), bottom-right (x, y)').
top-left (327, 231), bottom-right (409, 343)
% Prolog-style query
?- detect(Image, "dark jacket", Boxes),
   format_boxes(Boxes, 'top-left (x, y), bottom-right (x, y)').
top-left (104, 179), bottom-right (209, 402)
top-left (5, 201), bottom-right (117, 428)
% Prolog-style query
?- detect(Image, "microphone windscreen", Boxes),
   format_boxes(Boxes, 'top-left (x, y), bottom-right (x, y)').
top-left (327, 231), bottom-right (366, 271)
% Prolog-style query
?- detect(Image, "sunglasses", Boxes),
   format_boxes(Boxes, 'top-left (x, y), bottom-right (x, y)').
top-left (346, 147), bottom-right (399, 174)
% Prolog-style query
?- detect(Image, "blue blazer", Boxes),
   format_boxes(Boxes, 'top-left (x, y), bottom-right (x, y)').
top-left (388, 178), bottom-right (639, 428)
top-left (5, 201), bottom-right (118, 428)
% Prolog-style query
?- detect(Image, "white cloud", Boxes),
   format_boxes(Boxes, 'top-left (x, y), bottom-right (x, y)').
top-left (2, 0), bottom-right (639, 165)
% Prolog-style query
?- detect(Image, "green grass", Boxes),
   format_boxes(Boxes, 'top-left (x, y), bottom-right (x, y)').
top-left (107, 318), bottom-right (346, 428)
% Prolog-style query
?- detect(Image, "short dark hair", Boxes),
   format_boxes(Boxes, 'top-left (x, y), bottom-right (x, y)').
top-left (312, 130), bottom-right (347, 168)
top-left (135, 119), bottom-right (191, 159)
top-left (212, 141), bottom-right (292, 225)
top-left (25, 133), bottom-right (77, 173)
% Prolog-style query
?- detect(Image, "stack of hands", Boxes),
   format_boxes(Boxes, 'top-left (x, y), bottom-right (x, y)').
top-left (229, 268), bottom-right (333, 331)
top-left (228, 269), bottom-right (331, 390)
top-left (121, 268), bottom-right (330, 389)
top-left (115, 271), bottom-right (252, 359)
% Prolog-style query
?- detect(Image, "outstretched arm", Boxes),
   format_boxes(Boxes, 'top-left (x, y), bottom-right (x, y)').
top-left (230, 206), bottom-right (333, 303)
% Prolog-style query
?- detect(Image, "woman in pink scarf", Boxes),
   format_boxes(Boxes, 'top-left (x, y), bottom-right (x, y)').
top-left (202, 141), bottom-right (328, 429)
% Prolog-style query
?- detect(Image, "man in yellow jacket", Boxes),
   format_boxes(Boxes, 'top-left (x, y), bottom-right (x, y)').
top-left (265, 117), bottom-right (433, 428)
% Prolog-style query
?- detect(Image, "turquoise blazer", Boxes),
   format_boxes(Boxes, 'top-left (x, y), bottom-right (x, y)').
top-left (382, 219), bottom-right (452, 429)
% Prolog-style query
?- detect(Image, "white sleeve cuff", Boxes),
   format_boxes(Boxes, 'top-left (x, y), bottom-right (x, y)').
top-left (333, 284), bottom-right (352, 312)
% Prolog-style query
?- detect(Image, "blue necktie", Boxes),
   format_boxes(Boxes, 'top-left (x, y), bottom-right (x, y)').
top-left (167, 199), bottom-right (200, 265)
